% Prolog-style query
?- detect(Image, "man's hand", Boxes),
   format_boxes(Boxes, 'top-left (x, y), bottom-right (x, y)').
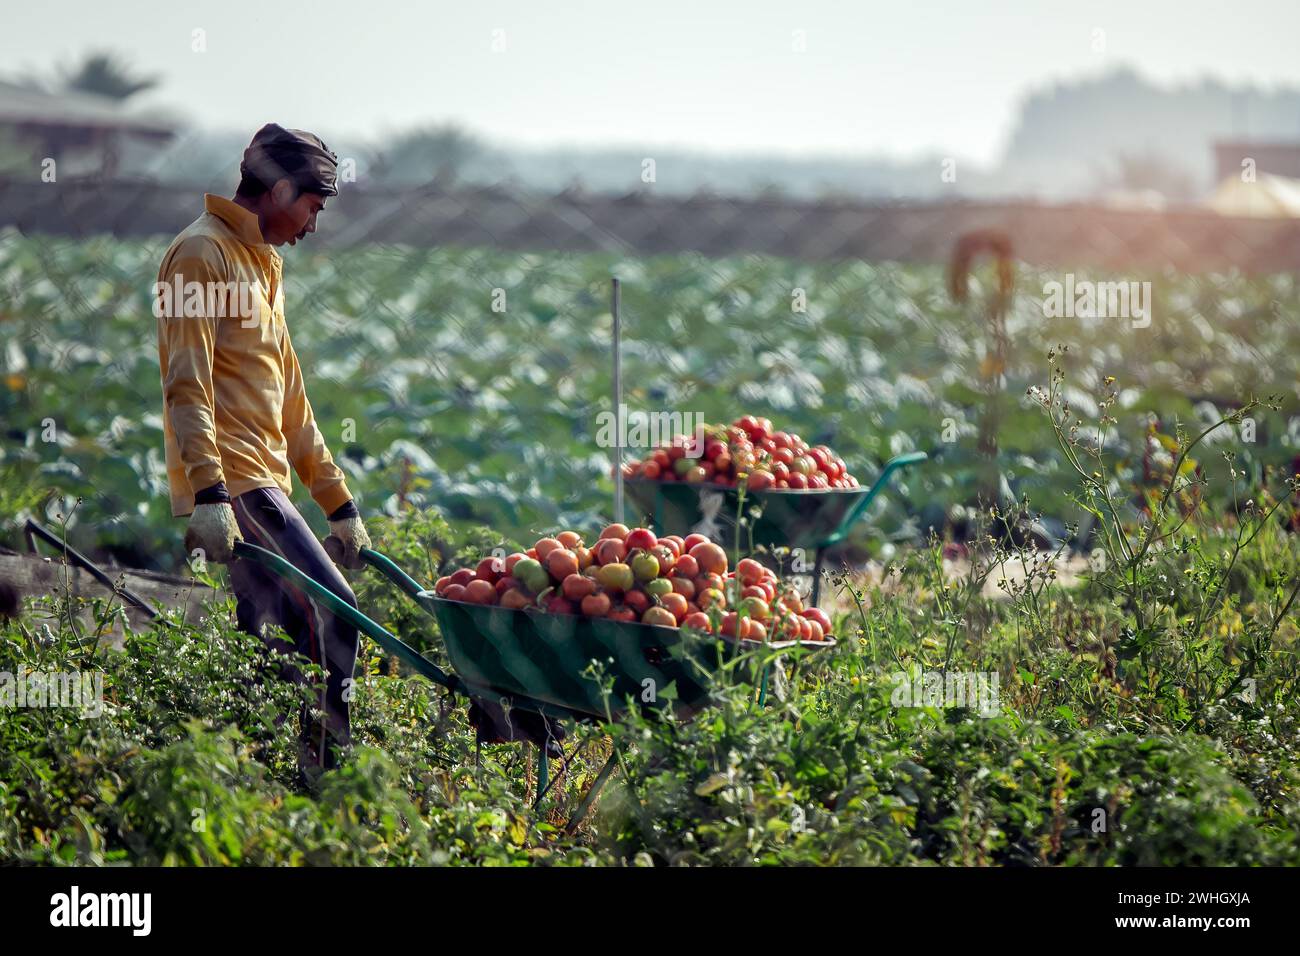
top-left (324, 516), bottom-right (371, 570)
top-left (184, 503), bottom-right (242, 563)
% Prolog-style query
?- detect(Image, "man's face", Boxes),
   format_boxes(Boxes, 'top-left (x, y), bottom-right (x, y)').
top-left (261, 181), bottom-right (327, 246)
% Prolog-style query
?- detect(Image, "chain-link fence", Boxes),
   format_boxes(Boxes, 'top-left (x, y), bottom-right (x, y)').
top-left (5, 175), bottom-right (1300, 271)
top-left (2, 175), bottom-right (1299, 570)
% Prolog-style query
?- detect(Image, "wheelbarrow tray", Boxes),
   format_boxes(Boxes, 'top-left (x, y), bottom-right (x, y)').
top-left (426, 596), bottom-right (833, 721)
top-left (623, 452), bottom-right (927, 551)
top-left (625, 479), bottom-right (868, 550)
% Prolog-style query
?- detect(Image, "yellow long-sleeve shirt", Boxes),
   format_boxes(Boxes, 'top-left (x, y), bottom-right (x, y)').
top-left (155, 194), bottom-right (352, 518)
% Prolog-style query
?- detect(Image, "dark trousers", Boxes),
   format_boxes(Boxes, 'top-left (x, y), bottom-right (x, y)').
top-left (228, 487), bottom-right (359, 770)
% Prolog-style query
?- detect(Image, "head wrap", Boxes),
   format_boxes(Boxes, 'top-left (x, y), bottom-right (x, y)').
top-left (240, 123), bottom-right (339, 196)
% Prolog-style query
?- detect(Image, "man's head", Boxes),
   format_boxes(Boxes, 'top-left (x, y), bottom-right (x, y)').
top-left (235, 124), bottom-right (339, 247)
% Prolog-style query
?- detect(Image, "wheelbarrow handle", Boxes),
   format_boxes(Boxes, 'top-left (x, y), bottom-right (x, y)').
top-left (231, 541), bottom-right (459, 692)
top-left (358, 547), bottom-right (428, 600)
top-left (829, 451), bottom-right (928, 543)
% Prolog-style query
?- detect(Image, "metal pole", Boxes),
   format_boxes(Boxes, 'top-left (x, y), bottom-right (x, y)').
top-left (611, 277), bottom-right (624, 525)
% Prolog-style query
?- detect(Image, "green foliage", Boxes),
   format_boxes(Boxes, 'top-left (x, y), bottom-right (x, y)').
top-left (1, 494), bottom-right (1297, 866)
top-left (3, 232), bottom-right (1298, 567)
top-left (2, 236), bottom-right (1298, 866)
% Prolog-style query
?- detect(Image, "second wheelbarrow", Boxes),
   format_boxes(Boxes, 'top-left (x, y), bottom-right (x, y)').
top-left (623, 450), bottom-right (926, 603)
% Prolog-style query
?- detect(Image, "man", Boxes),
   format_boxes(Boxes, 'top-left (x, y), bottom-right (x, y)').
top-left (154, 123), bottom-right (370, 787)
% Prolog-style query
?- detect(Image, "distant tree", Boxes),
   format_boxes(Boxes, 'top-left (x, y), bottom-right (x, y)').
top-left (61, 52), bottom-right (159, 100)
top-left (1097, 150), bottom-right (1199, 202)
top-left (372, 125), bottom-right (484, 185)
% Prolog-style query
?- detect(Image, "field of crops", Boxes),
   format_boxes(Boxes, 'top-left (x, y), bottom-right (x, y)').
top-left (2, 231), bottom-right (1299, 867)
top-left (3, 230), bottom-right (1299, 566)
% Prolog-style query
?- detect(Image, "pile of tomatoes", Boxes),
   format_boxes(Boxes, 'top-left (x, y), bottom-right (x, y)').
top-left (623, 415), bottom-right (858, 491)
top-left (433, 523), bottom-right (833, 641)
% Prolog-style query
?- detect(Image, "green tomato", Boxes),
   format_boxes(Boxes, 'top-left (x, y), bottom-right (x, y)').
top-left (644, 578), bottom-right (673, 598)
top-left (630, 552), bottom-right (660, 582)
top-left (514, 558), bottom-right (549, 594)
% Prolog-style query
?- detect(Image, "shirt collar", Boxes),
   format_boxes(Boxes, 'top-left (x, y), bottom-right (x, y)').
top-left (204, 194), bottom-right (279, 261)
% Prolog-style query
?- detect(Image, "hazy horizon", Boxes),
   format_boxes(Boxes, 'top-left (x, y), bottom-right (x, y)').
top-left (4, 0), bottom-right (1300, 167)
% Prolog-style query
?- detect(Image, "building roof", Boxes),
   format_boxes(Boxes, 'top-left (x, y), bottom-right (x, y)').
top-left (0, 79), bottom-right (175, 139)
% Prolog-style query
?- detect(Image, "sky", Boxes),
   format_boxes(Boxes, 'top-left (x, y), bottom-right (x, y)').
top-left (3, 0), bottom-right (1299, 165)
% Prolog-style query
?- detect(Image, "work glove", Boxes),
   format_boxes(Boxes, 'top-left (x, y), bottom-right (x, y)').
top-left (184, 502), bottom-right (242, 563)
top-left (324, 516), bottom-right (371, 570)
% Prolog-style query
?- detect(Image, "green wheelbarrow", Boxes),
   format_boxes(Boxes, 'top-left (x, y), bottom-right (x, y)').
top-left (231, 540), bottom-right (833, 830)
top-left (623, 451), bottom-right (927, 604)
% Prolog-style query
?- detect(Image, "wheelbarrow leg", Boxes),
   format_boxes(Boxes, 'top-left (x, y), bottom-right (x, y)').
top-left (564, 750), bottom-right (619, 835)
top-left (534, 744), bottom-right (549, 809)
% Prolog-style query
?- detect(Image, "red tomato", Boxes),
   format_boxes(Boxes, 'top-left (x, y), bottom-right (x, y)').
top-left (624, 527), bottom-right (657, 552)
top-left (624, 589), bottom-right (651, 615)
top-left (607, 605), bottom-right (637, 622)
top-left (696, 572), bottom-right (726, 594)
top-left (562, 573), bottom-right (597, 601)
top-left (534, 537), bottom-right (563, 562)
top-left (650, 544), bottom-right (676, 575)
top-left (736, 558), bottom-right (766, 586)
top-left (544, 594), bottom-right (576, 615)
top-left (600, 523), bottom-right (630, 540)
top-left (673, 554), bottom-right (700, 579)
top-left (500, 588), bottom-right (532, 610)
top-left (580, 592), bottom-right (612, 617)
top-left (660, 593), bottom-right (689, 622)
top-left (689, 542), bottom-right (728, 576)
top-left (697, 587), bottom-right (727, 610)
top-left (641, 606), bottom-right (678, 628)
top-left (593, 538), bottom-right (627, 565)
top-left (450, 568), bottom-right (475, 587)
top-left (787, 472), bottom-right (808, 489)
top-left (682, 611), bottom-right (712, 632)
top-left (683, 533), bottom-right (710, 552)
top-left (803, 607), bottom-right (833, 634)
top-left (547, 549), bottom-right (579, 581)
